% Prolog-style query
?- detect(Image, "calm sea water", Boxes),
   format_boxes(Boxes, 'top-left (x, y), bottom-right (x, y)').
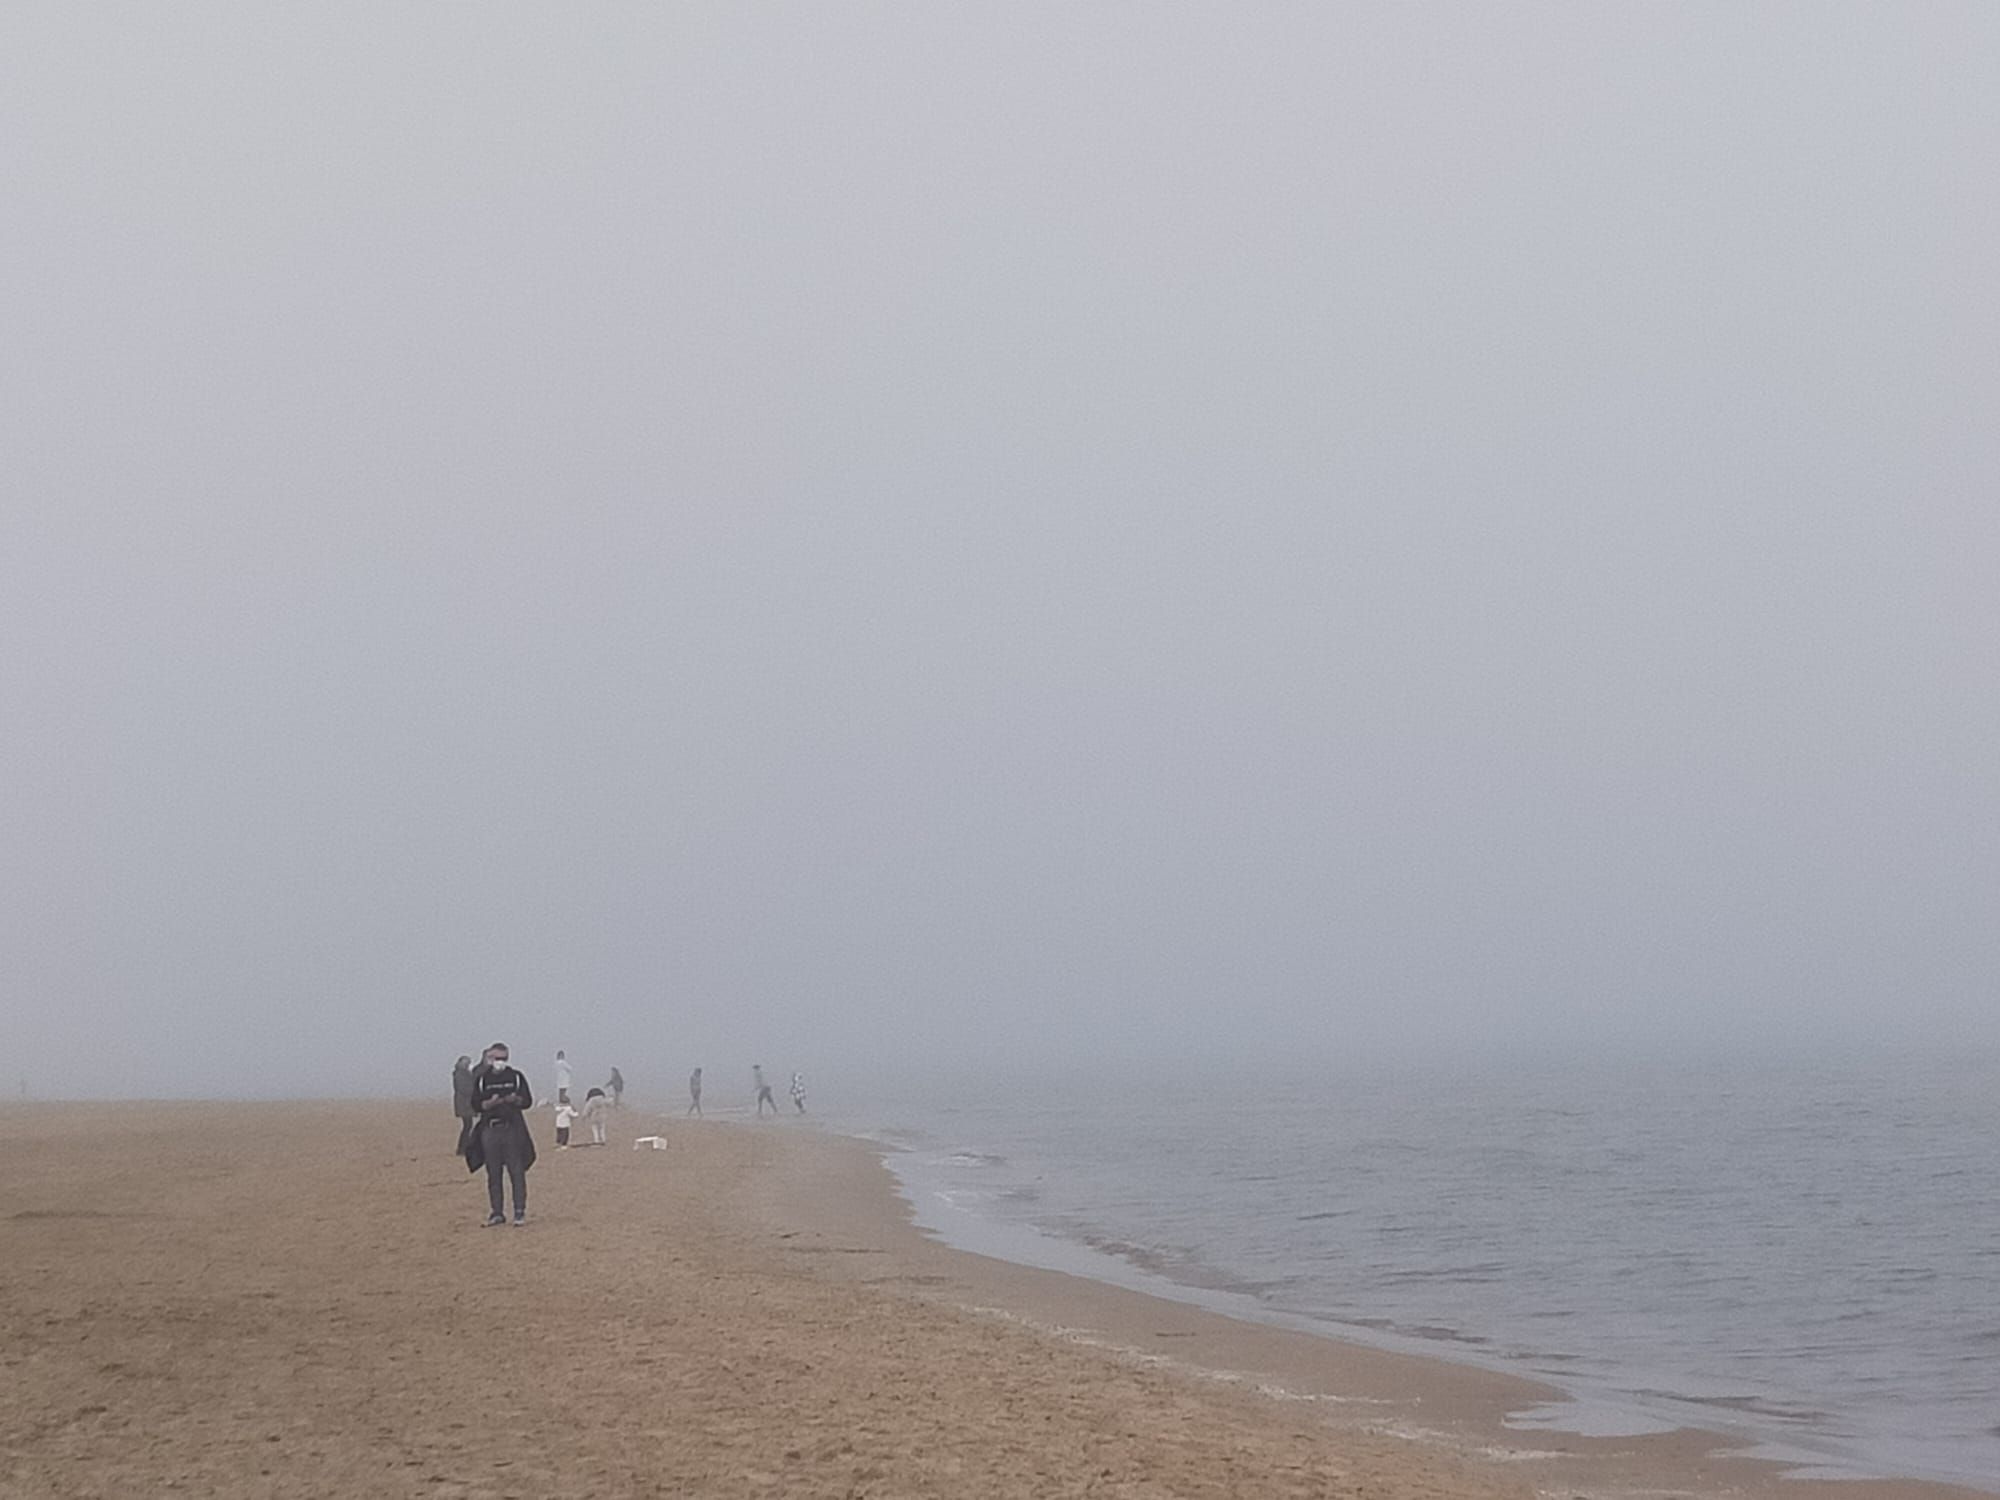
top-left (818, 1049), bottom-right (2000, 1491)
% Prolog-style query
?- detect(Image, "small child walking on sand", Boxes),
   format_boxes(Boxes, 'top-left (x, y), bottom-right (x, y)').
top-left (553, 1099), bottom-right (577, 1148)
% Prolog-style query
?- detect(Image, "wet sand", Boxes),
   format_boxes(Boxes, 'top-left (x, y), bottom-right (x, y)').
top-left (0, 1102), bottom-right (1987, 1500)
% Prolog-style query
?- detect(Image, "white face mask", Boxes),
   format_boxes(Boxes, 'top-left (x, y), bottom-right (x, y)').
top-left (488, 1057), bottom-right (508, 1071)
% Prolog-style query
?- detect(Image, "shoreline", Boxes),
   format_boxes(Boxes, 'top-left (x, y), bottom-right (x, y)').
top-left (866, 1142), bottom-right (1990, 1488)
top-left (767, 1119), bottom-right (1996, 1500)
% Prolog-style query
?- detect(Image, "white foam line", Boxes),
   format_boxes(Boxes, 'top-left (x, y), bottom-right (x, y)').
top-left (959, 1304), bottom-right (1400, 1407)
top-left (1467, 1447), bottom-right (1571, 1462)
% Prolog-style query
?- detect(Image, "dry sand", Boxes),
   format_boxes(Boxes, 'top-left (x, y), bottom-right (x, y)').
top-left (0, 1103), bottom-right (1986, 1500)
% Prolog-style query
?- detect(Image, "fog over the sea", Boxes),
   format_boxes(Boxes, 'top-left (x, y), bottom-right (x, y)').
top-left (3, 7), bottom-right (1995, 1099)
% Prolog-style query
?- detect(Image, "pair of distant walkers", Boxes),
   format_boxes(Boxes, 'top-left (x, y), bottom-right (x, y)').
top-left (750, 1064), bottom-right (807, 1116)
top-left (452, 1045), bottom-right (535, 1227)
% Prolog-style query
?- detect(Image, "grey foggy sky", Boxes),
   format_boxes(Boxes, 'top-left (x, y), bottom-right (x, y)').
top-left (3, 6), bottom-right (1996, 1098)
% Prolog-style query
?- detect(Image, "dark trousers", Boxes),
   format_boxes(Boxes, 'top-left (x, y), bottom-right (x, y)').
top-left (483, 1122), bottom-right (528, 1218)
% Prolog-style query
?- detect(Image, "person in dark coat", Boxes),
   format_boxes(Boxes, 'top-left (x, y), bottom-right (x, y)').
top-left (452, 1055), bottom-right (477, 1157)
top-left (465, 1042), bottom-right (536, 1227)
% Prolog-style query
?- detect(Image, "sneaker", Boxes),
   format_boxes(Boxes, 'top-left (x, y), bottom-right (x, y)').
top-left (512, 1214), bottom-right (526, 1227)
top-left (484, 1214), bottom-right (505, 1228)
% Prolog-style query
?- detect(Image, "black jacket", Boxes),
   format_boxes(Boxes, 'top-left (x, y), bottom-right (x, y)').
top-left (464, 1065), bottom-right (537, 1175)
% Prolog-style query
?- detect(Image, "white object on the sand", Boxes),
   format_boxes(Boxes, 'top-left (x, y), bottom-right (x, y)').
top-left (632, 1135), bottom-right (668, 1150)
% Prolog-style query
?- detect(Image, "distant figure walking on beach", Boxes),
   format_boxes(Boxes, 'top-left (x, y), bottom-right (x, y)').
top-left (468, 1043), bottom-right (536, 1226)
top-left (607, 1066), bottom-right (624, 1109)
top-left (452, 1055), bottom-right (477, 1157)
top-left (790, 1071), bottom-right (807, 1115)
top-left (687, 1067), bottom-right (703, 1117)
top-left (753, 1064), bottom-right (777, 1117)
top-left (554, 1049), bottom-right (573, 1106)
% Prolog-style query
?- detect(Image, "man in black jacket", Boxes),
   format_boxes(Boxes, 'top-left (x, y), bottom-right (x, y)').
top-left (468, 1042), bottom-right (536, 1226)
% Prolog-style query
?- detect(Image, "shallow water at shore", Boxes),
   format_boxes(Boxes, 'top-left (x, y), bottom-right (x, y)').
top-left (822, 1049), bottom-right (2000, 1491)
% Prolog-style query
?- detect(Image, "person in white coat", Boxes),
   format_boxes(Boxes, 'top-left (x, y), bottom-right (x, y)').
top-left (581, 1087), bottom-right (611, 1146)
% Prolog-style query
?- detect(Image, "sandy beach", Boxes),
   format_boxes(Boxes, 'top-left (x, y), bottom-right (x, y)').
top-left (0, 1102), bottom-right (1987, 1500)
